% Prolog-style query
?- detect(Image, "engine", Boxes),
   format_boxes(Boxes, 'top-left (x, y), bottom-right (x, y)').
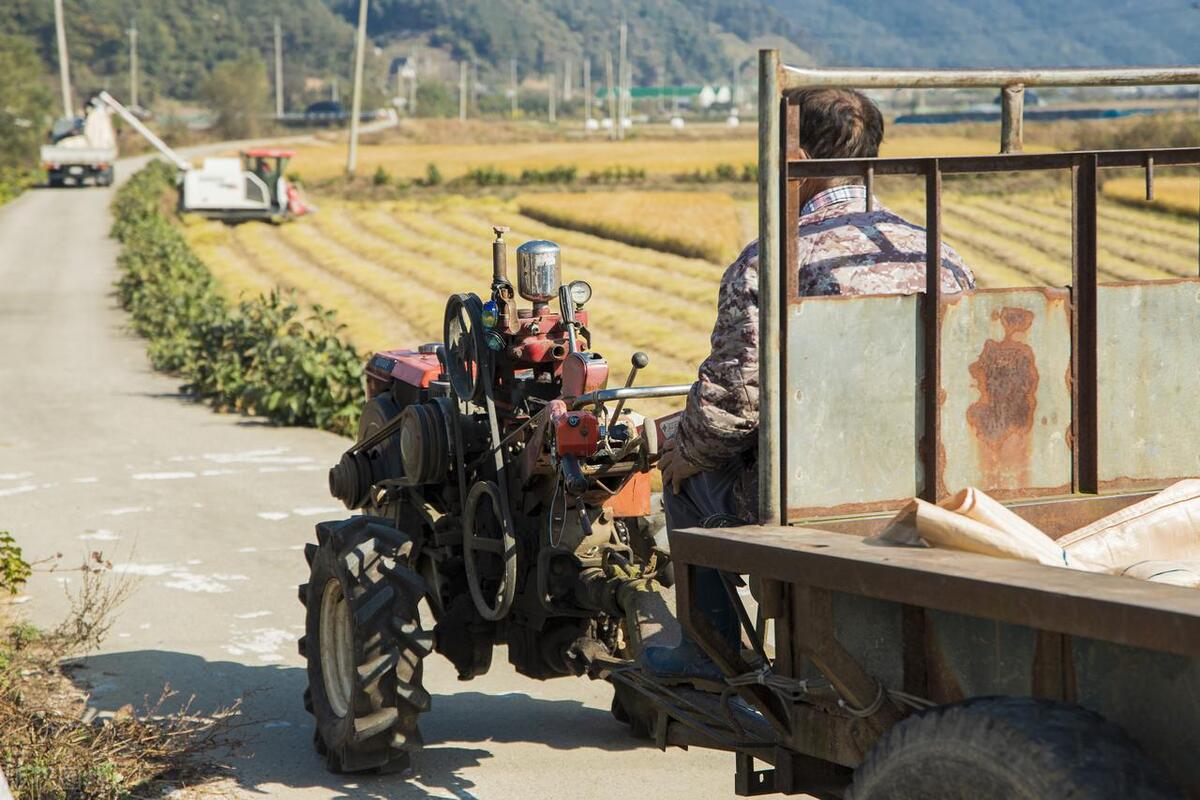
top-left (325, 226), bottom-right (687, 682)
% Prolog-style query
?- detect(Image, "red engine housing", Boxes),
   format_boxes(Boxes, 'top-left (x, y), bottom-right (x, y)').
top-left (365, 348), bottom-right (441, 398)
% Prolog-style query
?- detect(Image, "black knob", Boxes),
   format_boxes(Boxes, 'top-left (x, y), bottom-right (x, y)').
top-left (631, 351), bottom-right (649, 369)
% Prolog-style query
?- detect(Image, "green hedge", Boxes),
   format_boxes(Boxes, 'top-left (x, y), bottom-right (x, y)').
top-left (111, 161), bottom-right (363, 436)
top-left (0, 170), bottom-right (35, 207)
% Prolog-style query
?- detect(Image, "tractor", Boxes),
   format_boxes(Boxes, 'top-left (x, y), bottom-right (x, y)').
top-left (298, 228), bottom-right (691, 772)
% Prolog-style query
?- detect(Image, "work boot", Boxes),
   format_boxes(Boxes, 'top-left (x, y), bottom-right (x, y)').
top-left (641, 567), bottom-right (740, 683)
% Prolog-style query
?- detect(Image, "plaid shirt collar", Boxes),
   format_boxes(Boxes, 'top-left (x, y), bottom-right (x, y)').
top-left (801, 184), bottom-right (869, 217)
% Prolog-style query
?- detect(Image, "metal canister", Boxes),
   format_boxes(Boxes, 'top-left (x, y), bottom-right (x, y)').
top-left (515, 240), bottom-right (561, 302)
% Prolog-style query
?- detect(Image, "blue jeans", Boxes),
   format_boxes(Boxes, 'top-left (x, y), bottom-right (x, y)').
top-left (661, 462), bottom-right (743, 648)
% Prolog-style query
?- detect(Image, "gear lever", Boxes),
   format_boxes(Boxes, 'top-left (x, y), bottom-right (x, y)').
top-left (609, 351), bottom-right (649, 430)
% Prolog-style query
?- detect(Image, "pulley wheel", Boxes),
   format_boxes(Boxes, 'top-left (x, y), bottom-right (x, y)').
top-left (443, 293), bottom-right (489, 403)
top-left (462, 480), bottom-right (517, 622)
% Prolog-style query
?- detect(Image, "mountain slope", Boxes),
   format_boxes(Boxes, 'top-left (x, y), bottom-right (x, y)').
top-left (324, 0), bottom-right (808, 83)
top-left (0, 0), bottom-right (354, 103)
top-left (768, 0), bottom-right (1199, 67)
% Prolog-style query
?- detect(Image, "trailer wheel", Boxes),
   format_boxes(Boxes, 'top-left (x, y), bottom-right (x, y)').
top-left (848, 696), bottom-right (1181, 800)
top-left (299, 516), bottom-right (433, 773)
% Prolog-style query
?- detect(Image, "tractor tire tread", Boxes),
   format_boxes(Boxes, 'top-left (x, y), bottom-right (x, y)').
top-left (301, 516), bottom-right (428, 774)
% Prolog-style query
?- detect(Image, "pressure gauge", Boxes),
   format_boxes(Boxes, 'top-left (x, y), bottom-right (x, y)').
top-left (568, 280), bottom-right (593, 307)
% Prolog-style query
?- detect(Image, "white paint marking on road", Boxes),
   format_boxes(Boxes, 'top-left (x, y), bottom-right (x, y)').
top-left (224, 627), bottom-right (294, 662)
top-left (104, 506), bottom-right (150, 516)
top-left (114, 563), bottom-right (178, 576)
top-left (139, 623), bottom-right (151, 630)
top-left (203, 448), bottom-right (314, 465)
top-left (0, 484), bottom-right (37, 497)
top-left (263, 721), bottom-right (291, 729)
top-left (257, 466), bottom-right (287, 473)
top-left (132, 471), bottom-right (196, 481)
top-left (234, 611), bottom-right (271, 619)
top-left (118, 633), bottom-right (131, 638)
top-left (6, 595), bottom-right (31, 605)
top-left (200, 468), bottom-right (240, 477)
top-left (186, 559), bottom-right (202, 565)
top-left (0, 472), bottom-right (33, 480)
top-left (292, 506), bottom-right (341, 516)
top-left (212, 573), bottom-right (249, 581)
top-left (79, 530), bottom-right (121, 542)
top-left (164, 572), bottom-right (231, 593)
top-left (257, 511), bottom-right (289, 521)
top-left (236, 546), bottom-right (259, 553)
top-left (72, 476), bottom-right (99, 483)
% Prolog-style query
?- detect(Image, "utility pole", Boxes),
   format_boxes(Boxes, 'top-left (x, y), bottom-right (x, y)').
top-left (127, 20), bottom-right (139, 110)
top-left (408, 52), bottom-right (417, 116)
top-left (471, 60), bottom-right (478, 115)
top-left (346, 0), bottom-right (368, 175)
top-left (617, 20), bottom-right (628, 140)
top-left (548, 65), bottom-right (556, 124)
top-left (563, 57), bottom-right (573, 102)
top-left (510, 58), bottom-right (519, 120)
top-left (583, 59), bottom-right (592, 126)
top-left (458, 60), bottom-right (468, 121)
top-left (273, 17), bottom-right (284, 118)
top-left (53, 0), bottom-right (72, 117)
top-left (605, 52), bottom-right (616, 141)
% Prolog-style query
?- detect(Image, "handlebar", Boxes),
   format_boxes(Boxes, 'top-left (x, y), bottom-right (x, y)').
top-left (569, 384), bottom-right (693, 410)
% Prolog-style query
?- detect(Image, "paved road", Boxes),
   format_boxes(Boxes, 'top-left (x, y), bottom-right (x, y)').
top-left (0, 163), bottom-right (741, 798)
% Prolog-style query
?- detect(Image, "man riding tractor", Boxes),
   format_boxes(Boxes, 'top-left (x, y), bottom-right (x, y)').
top-left (647, 87), bottom-right (977, 681)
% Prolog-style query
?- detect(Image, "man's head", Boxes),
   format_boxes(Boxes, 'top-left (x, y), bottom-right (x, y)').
top-left (792, 88), bottom-right (884, 192)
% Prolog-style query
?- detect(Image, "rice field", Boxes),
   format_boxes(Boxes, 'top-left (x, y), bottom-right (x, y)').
top-left (185, 185), bottom-right (1198, 418)
top-left (518, 191), bottom-right (748, 264)
top-left (1103, 174), bottom-right (1199, 218)
top-left (285, 135), bottom-right (1054, 184)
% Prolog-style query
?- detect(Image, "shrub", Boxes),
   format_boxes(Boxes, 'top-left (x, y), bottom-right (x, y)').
top-left (423, 163), bottom-right (443, 187)
top-left (585, 165), bottom-right (647, 185)
top-left (372, 166), bottom-right (392, 186)
top-left (111, 161), bottom-right (363, 436)
top-left (0, 532), bottom-right (30, 595)
top-left (462, 165), bottom-right (511, 187)
top-left (674, 162), bottom-right (757, 184)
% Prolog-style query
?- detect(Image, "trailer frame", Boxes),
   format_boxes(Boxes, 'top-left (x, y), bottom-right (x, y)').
top-left (662, 54), bottom-right (1200, 796)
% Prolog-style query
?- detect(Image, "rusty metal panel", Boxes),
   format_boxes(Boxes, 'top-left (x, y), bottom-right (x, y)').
top-left (939, 288), bottom-right (1073, 499)
top-left (785, 295), bottom-right (921, 517)
top-left (1098, 280), bottom-right (1200, 489)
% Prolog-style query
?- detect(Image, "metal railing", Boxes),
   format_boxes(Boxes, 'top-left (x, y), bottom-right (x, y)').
top-left (756, 53), bottom-right (1200, 526)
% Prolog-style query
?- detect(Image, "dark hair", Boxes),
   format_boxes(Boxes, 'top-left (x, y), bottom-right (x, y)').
top-left (792, 88), bottom-right (884, 161)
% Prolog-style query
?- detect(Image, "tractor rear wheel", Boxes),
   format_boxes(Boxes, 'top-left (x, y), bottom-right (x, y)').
top-left (299, 516), bottom-right (433, 773)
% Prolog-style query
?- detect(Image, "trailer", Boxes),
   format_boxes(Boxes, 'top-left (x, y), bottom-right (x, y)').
top-left (651, 55), bottom-right (1200, 798)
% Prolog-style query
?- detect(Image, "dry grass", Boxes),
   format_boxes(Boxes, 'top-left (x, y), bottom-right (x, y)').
top-left (518, 191), bottom-right (744, 264)
top-left (1, 555), bottom-right (239, 799)
top-left (1103, 174), bottom-right (1199, 218)
top-left (284, 135), bottom-right (1051, 184)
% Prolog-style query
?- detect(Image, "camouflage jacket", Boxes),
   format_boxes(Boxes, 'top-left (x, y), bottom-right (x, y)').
top-left (675, 185), bottom-right (976, 520)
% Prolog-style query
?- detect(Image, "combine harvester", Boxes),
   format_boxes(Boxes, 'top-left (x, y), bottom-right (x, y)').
top-left (98, 91), bottom-right (310, 223)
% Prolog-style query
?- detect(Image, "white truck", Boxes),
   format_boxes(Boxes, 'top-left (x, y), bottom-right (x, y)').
top-left (40, 101), bottom-right (117, 187)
